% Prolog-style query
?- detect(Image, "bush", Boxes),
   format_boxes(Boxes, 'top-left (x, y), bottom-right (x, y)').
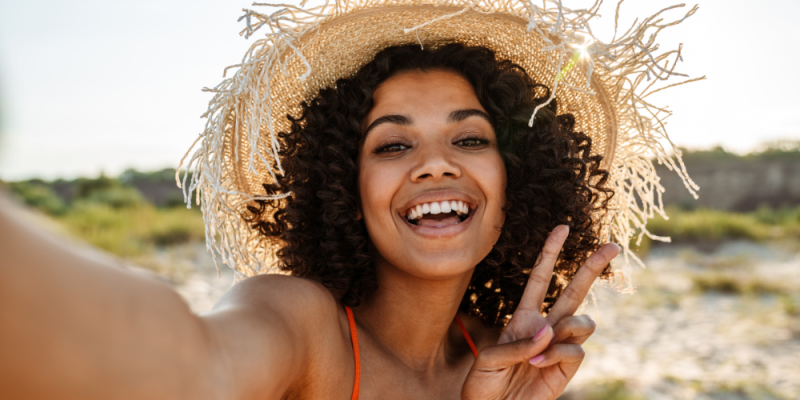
top-left (690, 272), bottom-right (788, 295)
top-left (6, 181), bottom-right (67, 215)
top-left (57, 203), bottom-right (205, 257)
top-left (145, 207), bottom-right (206, 246)
top-left (79, 185), bottom-right (145, 209)
top-left (647, 208), bottom-right (771, 241)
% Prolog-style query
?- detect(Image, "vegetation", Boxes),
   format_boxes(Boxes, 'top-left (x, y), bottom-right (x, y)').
top-left (645, 205), bottom-right (800, 243)
top-left (6, 180), bottom-right (68, 216)
top-left (678, 139), bottom-right (800, 163)
top-left (4, 170), bottom-right (205, 258)
top-left (57, 203), bottom-right (204, 257)
top-left (689, 272), bottom-right (790, 296)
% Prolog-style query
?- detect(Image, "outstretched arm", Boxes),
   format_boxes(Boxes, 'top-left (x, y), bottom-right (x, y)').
top-left (0, 192), bottom-right (308, 400)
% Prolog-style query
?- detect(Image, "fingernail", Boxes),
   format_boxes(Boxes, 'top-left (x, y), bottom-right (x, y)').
top-left (529, 354), bottom-right (545, 365)
top-left (533, 325), bottom-right (548, 342)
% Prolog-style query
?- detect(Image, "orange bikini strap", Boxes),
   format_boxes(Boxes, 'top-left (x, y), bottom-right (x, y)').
top-left (345, 306), bottom-right (361, 400)
top-left (455, 314), bottom-right (479, 358)
top-left (345, 308), bottom-right (476, 400)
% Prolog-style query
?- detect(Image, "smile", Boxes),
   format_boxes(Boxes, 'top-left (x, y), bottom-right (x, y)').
top-left (405, 200), bottom-right (472, 228)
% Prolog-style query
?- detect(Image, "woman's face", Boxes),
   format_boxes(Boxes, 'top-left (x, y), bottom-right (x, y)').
top-left (358, 70), bottom-right (507, 280)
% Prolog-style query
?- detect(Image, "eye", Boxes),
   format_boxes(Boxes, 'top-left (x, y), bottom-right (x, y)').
top-left (455, 135), bottom-right (490, 148)
top-left (374, 141), bottom-right (411, 154)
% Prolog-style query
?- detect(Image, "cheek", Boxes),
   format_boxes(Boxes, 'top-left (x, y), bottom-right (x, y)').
top-left (477, 153), bottom-right (507, 218)
top-left (358, 161), bottom-right (401, 224)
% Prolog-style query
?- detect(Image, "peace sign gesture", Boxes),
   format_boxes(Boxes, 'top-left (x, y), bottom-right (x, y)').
top-left (461, 225), bottom-right (621, 400)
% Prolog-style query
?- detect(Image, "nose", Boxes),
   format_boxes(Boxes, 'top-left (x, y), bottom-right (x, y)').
top-left (410, 144), bottom-right (462, 182)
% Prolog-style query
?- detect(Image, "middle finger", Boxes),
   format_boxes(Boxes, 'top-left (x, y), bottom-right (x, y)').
top-left (546, 242), bottom-right (620, 324)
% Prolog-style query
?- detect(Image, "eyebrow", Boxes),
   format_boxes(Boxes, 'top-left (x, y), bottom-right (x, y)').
top-left (447, 108), bottom-right (492, 124)
top-left (363, 114), bottom-right (412, 137)
top-left (363, 108), bottom-right (491, 137)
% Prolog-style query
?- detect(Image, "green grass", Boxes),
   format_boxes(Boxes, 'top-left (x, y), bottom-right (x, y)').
top-left (4, 176), bottom-right (206, 260)
top-left (56, 203), bottom-right (205, 257)
top-left (5, 180), bottom-right (68, 215)
top-left (644, 206), bottom-right (800, 243)
top-left (689, 272), bottom-right (789, 295)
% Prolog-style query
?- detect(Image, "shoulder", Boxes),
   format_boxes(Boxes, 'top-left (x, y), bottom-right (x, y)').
top-left (215, 274), bottom-right (344, 337)
top-left (217, 274), bottom-right (338, 313)
top-left (203, 275), bottom-right (352, 398)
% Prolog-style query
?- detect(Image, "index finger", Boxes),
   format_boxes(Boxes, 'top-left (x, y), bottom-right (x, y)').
top-left (516, 225), bottom-right (570, 312)
top-left (545, 243), bottom-right (620, 324)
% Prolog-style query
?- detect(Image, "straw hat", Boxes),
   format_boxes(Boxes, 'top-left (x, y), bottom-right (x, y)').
top-left (179, 0), bottom-right (702, 291)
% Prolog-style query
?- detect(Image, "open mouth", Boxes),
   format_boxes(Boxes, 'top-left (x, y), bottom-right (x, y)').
top-left (405, 200), bottom-right (471, 228)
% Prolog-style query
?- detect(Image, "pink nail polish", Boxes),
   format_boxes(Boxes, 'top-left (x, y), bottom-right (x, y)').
top-left (529, 355), bottom-right (545, 365)
top-left (533, 325), bottom-right (548, 342)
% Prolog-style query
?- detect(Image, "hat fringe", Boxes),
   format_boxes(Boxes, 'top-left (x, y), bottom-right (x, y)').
top-left (178, 0), bottom-right (703, 290)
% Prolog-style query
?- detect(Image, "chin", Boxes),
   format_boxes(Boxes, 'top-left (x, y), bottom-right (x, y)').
top-left (375, 244), bottom-right (489, 281)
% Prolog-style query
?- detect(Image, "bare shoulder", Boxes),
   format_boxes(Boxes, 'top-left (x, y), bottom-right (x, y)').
top-left (213, 274), bottom-right (347, 342)
top-left (216, 275), bottom-right (338, 316)
top-left (201, 275), bottom-right (350, 399)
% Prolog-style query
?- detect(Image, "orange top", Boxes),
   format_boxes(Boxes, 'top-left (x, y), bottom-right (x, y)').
top-left (344, 306), bottom-right (478, 400)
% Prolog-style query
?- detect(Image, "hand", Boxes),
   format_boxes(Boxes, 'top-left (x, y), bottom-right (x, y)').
top-left (461, 225), bottom-right (620, 400)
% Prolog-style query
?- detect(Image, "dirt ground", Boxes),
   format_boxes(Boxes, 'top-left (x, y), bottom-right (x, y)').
top-left (165, 241), bottom-right (800, 400)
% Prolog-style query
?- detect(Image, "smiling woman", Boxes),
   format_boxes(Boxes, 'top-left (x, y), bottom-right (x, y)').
top-left (247, 44), bottom-right (613, 327)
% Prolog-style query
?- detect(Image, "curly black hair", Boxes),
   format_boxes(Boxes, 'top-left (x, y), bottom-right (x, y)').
top-left (246, 43), bottom-right (613, 328)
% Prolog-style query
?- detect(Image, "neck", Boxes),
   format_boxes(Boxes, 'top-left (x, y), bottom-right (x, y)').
top-left (354, 257), bottom-right (473, 372)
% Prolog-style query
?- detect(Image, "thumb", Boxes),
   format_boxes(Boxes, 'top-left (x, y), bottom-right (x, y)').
top-left (475, 325), bottom-right (553, 370)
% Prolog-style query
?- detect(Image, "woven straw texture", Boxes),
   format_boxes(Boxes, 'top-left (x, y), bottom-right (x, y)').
top-left (179, 0), bottom-right (702, 292)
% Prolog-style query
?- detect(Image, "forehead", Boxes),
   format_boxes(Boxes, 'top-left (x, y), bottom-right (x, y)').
top-left (367, 70), bottom-right (485, 119)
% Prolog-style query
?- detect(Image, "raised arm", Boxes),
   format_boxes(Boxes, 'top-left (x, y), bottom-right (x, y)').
top-left (0, 192), bottom-right (312, 400)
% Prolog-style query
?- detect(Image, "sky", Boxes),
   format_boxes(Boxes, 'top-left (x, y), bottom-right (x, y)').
top-left (0, 0), bottom-right (798, 180)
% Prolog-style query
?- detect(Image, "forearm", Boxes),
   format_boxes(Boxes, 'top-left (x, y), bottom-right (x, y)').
top-left (0, 194), bottom-right (225, 400)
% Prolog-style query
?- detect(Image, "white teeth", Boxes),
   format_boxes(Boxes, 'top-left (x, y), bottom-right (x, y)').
top-left (406, 200), bottom-right (471, 221)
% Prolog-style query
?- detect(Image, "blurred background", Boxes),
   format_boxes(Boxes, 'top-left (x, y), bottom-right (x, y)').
top-left (1, 0), bottom-right (799, 399)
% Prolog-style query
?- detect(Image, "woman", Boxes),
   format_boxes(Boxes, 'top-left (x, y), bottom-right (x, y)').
top-left (0, 1), bottom-right (697, 399)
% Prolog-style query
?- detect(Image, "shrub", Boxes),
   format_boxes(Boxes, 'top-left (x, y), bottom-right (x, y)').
top-left (646, 207), bottom-right (776, 242)
top-left (57, 203), bottom-right (205, 257)
top-left (6, 181), bottom-right (67, 215)
top-left (79, 185), bottom-right (145, 209)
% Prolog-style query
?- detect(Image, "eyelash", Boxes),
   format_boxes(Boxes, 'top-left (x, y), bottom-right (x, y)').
top-left (373, 141), bottom-right (411, 154)
top-left (456, 134), bottom-right (490, 148)
top-left (373, 135), bottom-right (490, 154)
